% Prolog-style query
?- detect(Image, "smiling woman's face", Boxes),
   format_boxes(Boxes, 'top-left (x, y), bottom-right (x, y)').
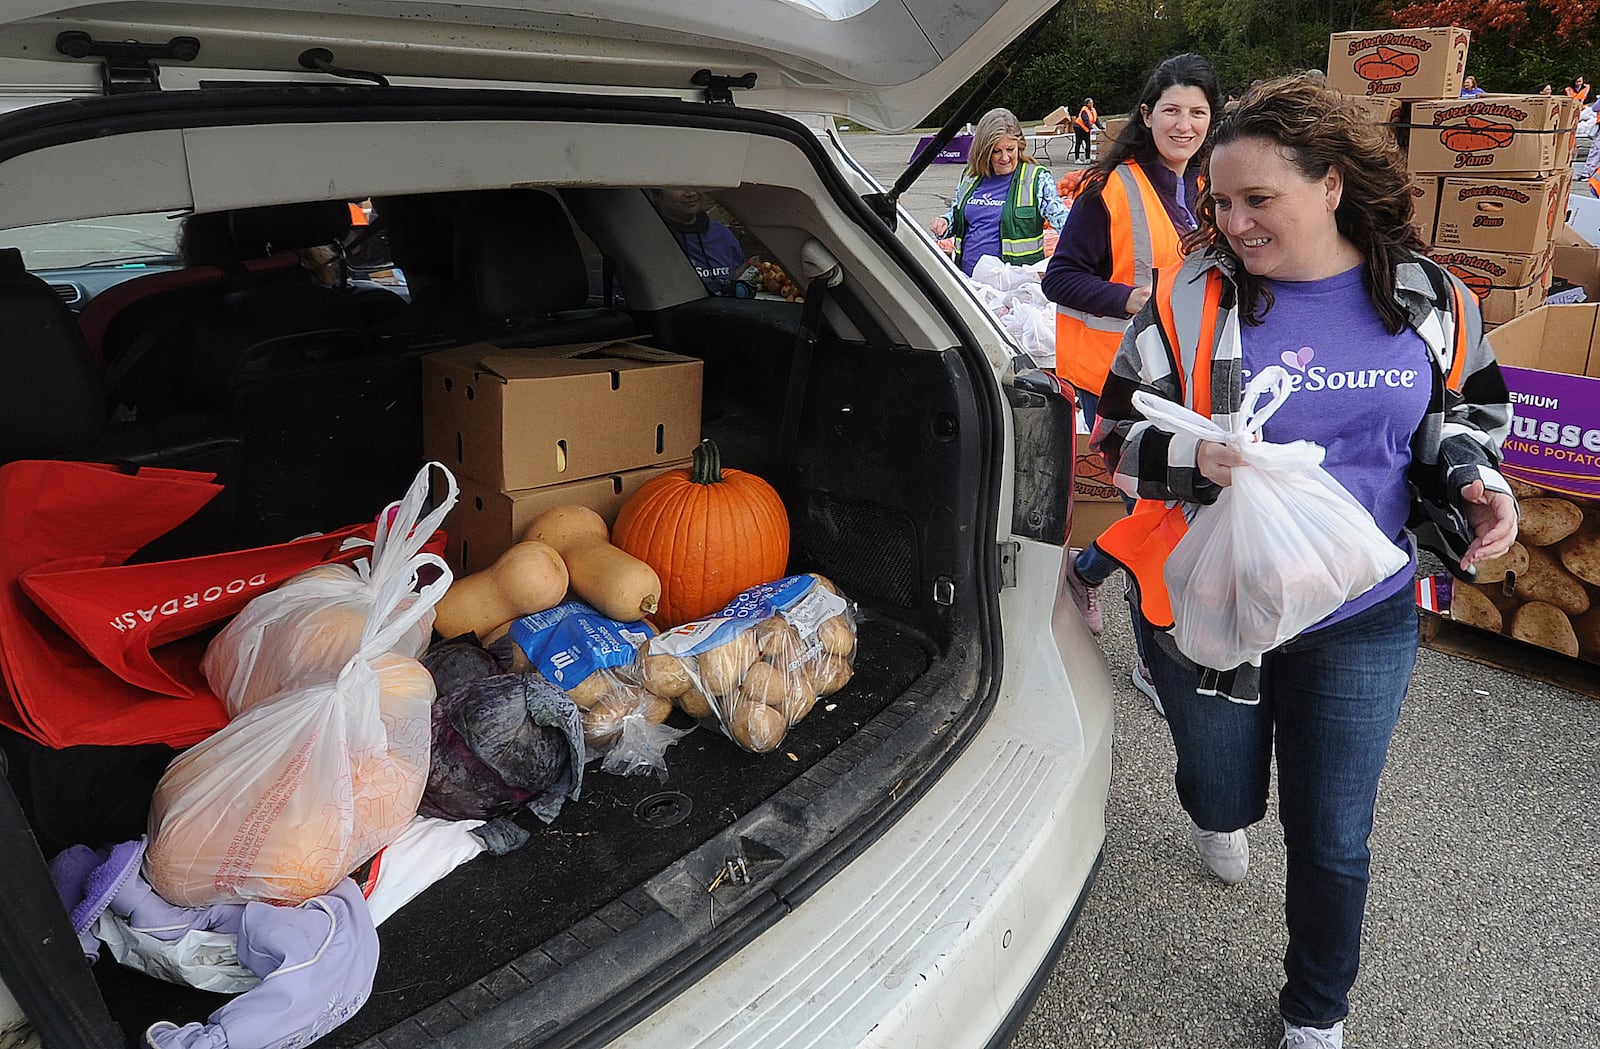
top-left (1142, 85), bottom-right (1212, 173)
top-left (1208, 135), bottom-right (1350, 281)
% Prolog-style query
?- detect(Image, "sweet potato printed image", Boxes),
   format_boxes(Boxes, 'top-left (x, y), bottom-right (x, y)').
top-left (1440, 116), bottom-right (1517, 153)
top-left (1354, 47), bottom-right (1421, 82)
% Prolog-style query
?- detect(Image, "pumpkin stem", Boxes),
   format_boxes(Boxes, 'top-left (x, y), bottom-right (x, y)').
top-left (690, 438), bottom-right (723, 485)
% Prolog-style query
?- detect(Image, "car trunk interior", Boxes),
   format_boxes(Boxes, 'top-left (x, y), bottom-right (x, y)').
top-left (0, 93), bottom-right (1003, 1047)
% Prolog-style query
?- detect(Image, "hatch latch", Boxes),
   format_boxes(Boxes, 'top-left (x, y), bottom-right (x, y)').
top-left (691, 69), bottom-right (757, 105)
top-left (56, 31), bottom-right (200, 95)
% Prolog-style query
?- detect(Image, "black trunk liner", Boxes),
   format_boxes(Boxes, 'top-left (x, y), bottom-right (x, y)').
top-left (93, 614), bottom-right (931, 1045)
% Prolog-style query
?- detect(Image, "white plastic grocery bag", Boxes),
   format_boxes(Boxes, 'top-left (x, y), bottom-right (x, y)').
top-left (202, 462), bottom-right (458, 716)
top-left (147, 559), bottom-right (449, 906)
top-left (1134, 366), bottom-right (1409, 670)
top-left (150, 464), bottom-right (457, 906)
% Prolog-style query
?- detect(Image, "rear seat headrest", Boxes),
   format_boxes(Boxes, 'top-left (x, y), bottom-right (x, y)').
top-left (454, 190), bottom-right (588, 322)
top-left (226, 200), bottom-right (353, 257)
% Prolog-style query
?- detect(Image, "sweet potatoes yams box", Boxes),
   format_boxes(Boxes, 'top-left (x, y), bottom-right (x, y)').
top-left (1327, 27), bottom-right (1470, 100)
top-left (1408, 95), bottom-right (1578, 176)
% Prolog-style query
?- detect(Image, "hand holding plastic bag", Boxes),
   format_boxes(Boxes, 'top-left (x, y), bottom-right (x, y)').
top-left (1134, 366), bottom-right (1409, 670)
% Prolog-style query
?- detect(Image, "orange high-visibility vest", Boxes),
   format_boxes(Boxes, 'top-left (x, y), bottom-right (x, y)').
top-left (1094, 267), bottom-right (1224, 629)
top-left (1097, 267), bottom-right (1473, 629)
top-left (1054, 160), bottom-right (1185, 396)
top-left (1074, 105), bottom-right (1098, 133)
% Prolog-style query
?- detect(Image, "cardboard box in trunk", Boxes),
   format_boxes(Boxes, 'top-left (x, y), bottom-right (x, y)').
top-left (1407, 95), bottom-right (1577, 176)
top-left (422, 340), bottom-right (703, 492)
top-left (1432, 172), bottom-right (1570, 256)
top-left (1449, 303), bottom-right (1600, 664)
top-left (443, 462), bottom-right (690, 576)
top-left (1068, 432), bottom-right (1125, 549)
top-left (1327, 27), bottom-right (1470, 100)
top-left (1428, 246), bottom-right (1551, 325)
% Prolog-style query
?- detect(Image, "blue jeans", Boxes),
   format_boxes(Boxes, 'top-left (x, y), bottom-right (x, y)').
top-left (1142, 585), bottom-right (1417, 1028)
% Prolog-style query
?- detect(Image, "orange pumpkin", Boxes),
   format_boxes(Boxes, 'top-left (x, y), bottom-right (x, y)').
top-left (612, 439), bottom-right (789, 627)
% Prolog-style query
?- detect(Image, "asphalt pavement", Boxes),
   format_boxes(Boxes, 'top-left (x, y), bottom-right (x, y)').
top-left (841, 131), bottom-right (1600, 1049)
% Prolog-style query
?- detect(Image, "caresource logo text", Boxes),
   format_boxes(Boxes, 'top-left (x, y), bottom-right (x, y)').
top-left (110, 573), bottom-right (270, 632)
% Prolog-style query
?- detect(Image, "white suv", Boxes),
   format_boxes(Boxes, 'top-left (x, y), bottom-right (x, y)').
top-left (0, 3), bottom-right (1113, 1047)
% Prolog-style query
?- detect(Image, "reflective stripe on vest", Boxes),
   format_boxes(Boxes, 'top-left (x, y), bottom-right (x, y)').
top-left (951, 162), bottom-right (1045, 267)
top-left (1094, 268), bottom-right (1224, 630)
top-left (1054, 161), bottom-right (1184, 395)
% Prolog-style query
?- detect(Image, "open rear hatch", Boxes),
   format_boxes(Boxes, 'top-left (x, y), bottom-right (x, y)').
top-left (0, 79), bottom-right (1022, 1047)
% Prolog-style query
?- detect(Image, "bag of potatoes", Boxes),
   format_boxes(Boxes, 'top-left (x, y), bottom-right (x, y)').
top-left (634, 573), bottom-right (858, 754)
top-left (501, 600), bottom-right (688, 778)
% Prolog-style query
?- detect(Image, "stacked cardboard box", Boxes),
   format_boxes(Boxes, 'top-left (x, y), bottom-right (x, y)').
top-left (1068, 432), bottom-right (1124, 550)
top-left (1328, 26), bottom-right (1471, 154)
top-left (421, 340), bottom-right (702, 574)
top-left (1032, 105), bottom-right (1073, 138)
top-left (1328, 27), bottom-right (1579, 327)
top-left (1410, 94), bottom-right (1577, 325)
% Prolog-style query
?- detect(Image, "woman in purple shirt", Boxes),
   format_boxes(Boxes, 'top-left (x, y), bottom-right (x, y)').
top-left (929, 108), bottom-right (1068, 277)
top-left (1095, 76), bottom-right (1518, 1049)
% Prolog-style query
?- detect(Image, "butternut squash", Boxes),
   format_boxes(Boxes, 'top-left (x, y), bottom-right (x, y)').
top-left (522, 505), bottom-right (662, 623)
top-left (432, 540), bottom-right (568, 641)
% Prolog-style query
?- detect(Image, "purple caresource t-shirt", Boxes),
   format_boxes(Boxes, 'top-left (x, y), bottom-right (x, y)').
top-left (1239, 264), bottom-right (1431, 628)
top-left (957, 173), bottom-right (1014, 276)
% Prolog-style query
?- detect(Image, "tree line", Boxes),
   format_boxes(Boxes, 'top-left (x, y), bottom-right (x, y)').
top-left (924, 0), bottom-right (1600, 127)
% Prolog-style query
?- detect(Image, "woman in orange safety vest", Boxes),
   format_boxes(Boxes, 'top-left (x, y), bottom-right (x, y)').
top-left (1566, 75), bottom-right (1589, 104)
top-left (1043, 53), bottom-right (1220, 704)
top-left (1072, 97), bottom-right (1101, 161)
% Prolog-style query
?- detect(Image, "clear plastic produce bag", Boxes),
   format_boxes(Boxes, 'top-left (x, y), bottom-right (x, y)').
top-left (1135, 366), bottom-right (1409, 671)
top-left (501, 601), bottom-right (684, 779)
top-left (633, 574), bottom-right (857, 754)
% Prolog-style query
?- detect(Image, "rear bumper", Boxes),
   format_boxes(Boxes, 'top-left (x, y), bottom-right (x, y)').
top-left (602, 542), bottom-right (1115, 1048)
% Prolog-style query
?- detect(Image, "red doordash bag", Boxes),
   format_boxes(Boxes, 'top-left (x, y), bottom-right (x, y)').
top-left (0, 460), bottom-right (225, 747)
top-left (19, 522), bottom-right (375, 699)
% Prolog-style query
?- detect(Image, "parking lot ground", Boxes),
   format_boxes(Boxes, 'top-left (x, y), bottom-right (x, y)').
top-left (838, 131), bottom-right (1600, 1049)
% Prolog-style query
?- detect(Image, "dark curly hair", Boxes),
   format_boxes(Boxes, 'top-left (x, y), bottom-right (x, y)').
top-left (1185, 73), bottom-right (1426, 333)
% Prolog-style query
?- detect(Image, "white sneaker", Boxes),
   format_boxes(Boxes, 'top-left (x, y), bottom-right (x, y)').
top-left (1189, 819), bottom-right (1249, 884)
top-left (1130, 661), bottom-right (1164, 716)
top-left (1062, 549), bottom-right (1104, 635)
top-left (1280, 1020), bottom-right (1344, 1048)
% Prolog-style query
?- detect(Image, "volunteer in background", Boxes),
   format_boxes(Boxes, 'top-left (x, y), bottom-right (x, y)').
top-left (1093, 75), bottom-right (1516, 1049)
top-left (1538, 82), bottom-right (1554, 95)
top-left (1072, 97), bottom-right (1102, 161)
top-left (656, 187), bottom-right (748, 295)
top-left (1042, 52), bottom-right (1220, 707)
top-left (930, 108), bottom-right (1069, 277)
top-left (1459, 75), bottom-right (1486, 98)
top-left (1566, 75), bottom-right (1589, 104)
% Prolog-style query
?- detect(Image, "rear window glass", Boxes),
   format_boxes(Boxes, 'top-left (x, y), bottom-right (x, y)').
top-left (647, 188), bottom-right (801, 301)
top-left (1, 211), bottom-right (182, 271)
